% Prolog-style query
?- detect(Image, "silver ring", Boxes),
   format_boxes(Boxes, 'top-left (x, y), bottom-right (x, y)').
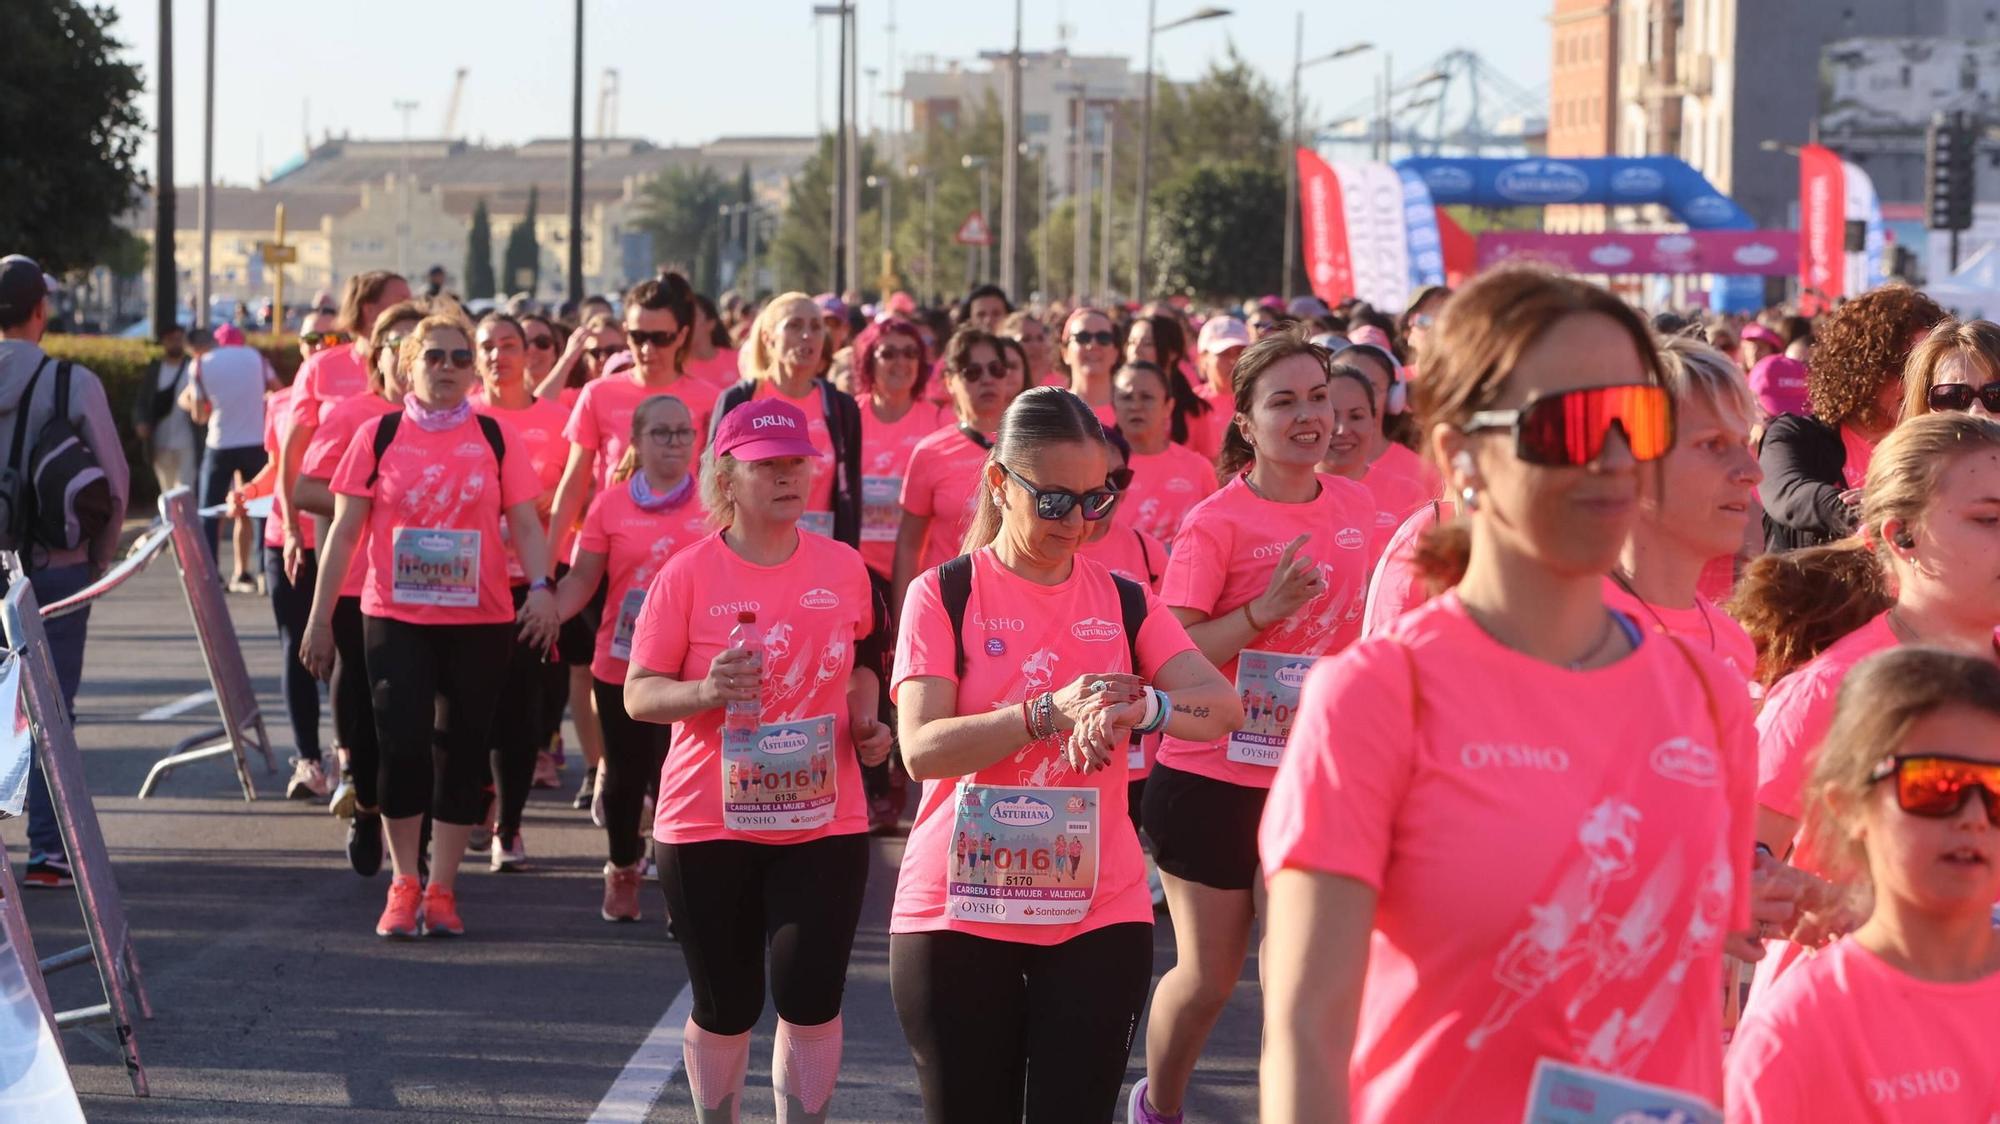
top-left (1090, 679), bottom-right (1109, 694)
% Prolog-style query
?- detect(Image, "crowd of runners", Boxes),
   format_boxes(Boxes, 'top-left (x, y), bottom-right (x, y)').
top-left (11, 248), bottom-right (1997, 1121)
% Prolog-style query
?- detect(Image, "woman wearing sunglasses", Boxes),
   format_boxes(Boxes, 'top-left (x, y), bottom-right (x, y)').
top-left (1899, 317), bottom-right (2000, 421)
top-left (518, 313), bottom-right (561, 395)
top-left (291, 299), bottom-right (429, 863)
top-left (890, 387), bottom-right (1238, 1124)
top-left (1396, 284), bottom-right (1449, 377)
top-left (1110, 360), bottom-right (1217, 548)
top-left (297, 309), bottom-right (345, 363)
top-left (1736, 411), bottom-right (2000, 998)
top-left (892, 329), bottom-right (1028, 612)
top-left (472, 312), bottom-right (573, 870)
top-left (623, 397), bottom-right (890, 1124)
top-left (1600, 336), bottom-right (1763, 685)
top-left (853, 319), bottom-right (946, 584)
top-left (535, 312), bottom-right (627, 410)
top-left (1061, 307), bottom-right (1122, 426)
top-left (709, 292), bottom-right (865, 550)
top-left (553, 394), bottom-right (710, 923)
top-left (1758, 285), bottom-right (1944, 553)
top-left (1726, 647), bottom-right (2000, 1122)
top-left (1260, 269), bottom-right (1762, 1124)
top-left (1134, 332), bottom-right (1378, 1124)
top-left (301, 314), bottom-right (560, 938)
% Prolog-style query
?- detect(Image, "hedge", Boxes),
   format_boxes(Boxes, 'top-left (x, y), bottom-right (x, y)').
top-left (38, 333), bottom-right (308, 508)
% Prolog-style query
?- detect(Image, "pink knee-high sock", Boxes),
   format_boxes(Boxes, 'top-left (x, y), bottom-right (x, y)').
top-left (683, 1020), bottom-right (750, 1124)
top-left (772, 1015), bottom-right (844, 1124)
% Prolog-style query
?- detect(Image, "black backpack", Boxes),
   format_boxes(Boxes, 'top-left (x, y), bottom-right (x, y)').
top-left (1, 356), bottom-right (113, 557)
top-left (937, 553), bottom-right (1148, 677)
top-left (365, 411), bottom-right (506, 486)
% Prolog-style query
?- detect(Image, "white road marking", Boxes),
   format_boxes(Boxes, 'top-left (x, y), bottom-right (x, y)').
top-left (587, 982), bottom-right (694, 1123)
top-left (139, 690), bottom-right (215, 721)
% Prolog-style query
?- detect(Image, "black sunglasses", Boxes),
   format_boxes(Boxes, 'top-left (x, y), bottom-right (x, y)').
top-left (1927, 381), bottom-right (2000, 414)
top-left (953, 360), bottom-right (1011, 383)
top-left (525, 335), bottom-right (555, 351)
top-left (1068, 330), bottom-right (1117, 347)
top-left (300, 330), bottom-right (351, 347)
top-left (585, 346), bottom-right (624, 360)
top-left (877, 344), bottom-right (921, 361)
top-left (629, 329), bottom-right (681, 349)
top-left (1001, 464), bottom-right (1119, 521)
top-left (1108, 465), bottom-right (1135, 492)
top-left (422, 348), bottom-right (477, 370)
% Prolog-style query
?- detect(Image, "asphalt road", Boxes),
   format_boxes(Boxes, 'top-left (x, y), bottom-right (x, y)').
top-left (0, 533), bottom-right (1261, 1122)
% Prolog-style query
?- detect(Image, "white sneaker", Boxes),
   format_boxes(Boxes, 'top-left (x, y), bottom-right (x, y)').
top-left (490, 832), bottom-right (526, 873)
top-left (286, 757), bottom-right (332, 800)
top-left (328, 775), bottom-right (356, 819)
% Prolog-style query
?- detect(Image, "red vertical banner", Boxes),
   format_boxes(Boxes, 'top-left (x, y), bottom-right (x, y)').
top-left (1798, 144), bottom-right (1847, 301)
top-left (1434, 206), bottom-right (1476, 287)
top-left (1297, 148), bottom-right (1353, 304)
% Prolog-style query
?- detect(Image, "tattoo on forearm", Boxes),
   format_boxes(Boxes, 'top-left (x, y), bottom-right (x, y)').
top-left (1172, 702), bottom-right (1210, 718)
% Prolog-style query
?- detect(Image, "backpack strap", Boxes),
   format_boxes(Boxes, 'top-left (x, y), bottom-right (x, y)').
top-left (9, 357), bottom-right (50, 477)
top-left (1134, 530), bottom-right (1159, 587)
top-left (1112, 572), bottom-right (1147, 675)
top-left (52, 361), bottom-right (73, 426)
top-left (366, 412), bottom-right (403, 489)
top-left (939, 554), bottom-right (974, 679)
top-left (475, 412), bottom-right (506, 466)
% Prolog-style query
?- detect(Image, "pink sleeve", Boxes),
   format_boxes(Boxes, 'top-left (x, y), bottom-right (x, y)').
top-left (329, 417), bottom-right (383, 498)
top-left (846, 550), bottom-right (875, 641)
top-left (1362, 501), bottom-right (1443, 638)
top-left (495, 420), bottom-right (543, 508)
top-left (563, 384), bottom-right (601, 449)
top-left (1259, 640), bottom-right (1417, 888)
top-left (577, 492), bottom-right (612, 553)
top-left (627, 558), bottom-right (690, 676)
top-left (1753, 670), bottom-right (1836, 820)
top-left (1134, 586), bottom-right (1198, 675)
top-left (262, 397), bottom-right (281, 455)
top-left (301, 413), bottom-right (351, 479)
top-left (1160, 514), bottom-right (1226, 615)
top-left (891, 570), bottom-right (954, 695)
top-left (1722, 1010), bottom-right (1808, 1124)
top-left (899, 446), bottom-right (937, 517)
top-left (1710, 652), bottom-right (1761, 932)
top-left (288, 365), bottom-right (320, 428)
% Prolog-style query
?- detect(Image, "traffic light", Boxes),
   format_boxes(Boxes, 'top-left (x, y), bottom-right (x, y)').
top-left (1927, 111), bottom-right (1976, 232)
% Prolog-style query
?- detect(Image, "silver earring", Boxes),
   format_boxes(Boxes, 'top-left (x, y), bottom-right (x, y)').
top-left (993, 491), bottom-right (1005, 508)
top-left (1460, 485), bottom-right (1480, 513)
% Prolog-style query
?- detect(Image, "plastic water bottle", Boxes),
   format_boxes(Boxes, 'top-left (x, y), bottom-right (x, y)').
top-left (724, 611), bottom-right (763, 733)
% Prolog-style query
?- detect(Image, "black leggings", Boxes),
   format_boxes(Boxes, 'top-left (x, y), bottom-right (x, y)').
top-left (593, 678), bottom-right (669, 867)
top-left (363, 615), bottom-right (514, 824)
top-left (891, 923), bottom-right (1154, 1124)
top-left (263, 545), bottom-right (322, 760)
top-left (658, 833), bottom-right (870, 1035)
top-left (331, 596), bottom-right (379, 807)
top-left (489, 586), bottom-right (545, 836)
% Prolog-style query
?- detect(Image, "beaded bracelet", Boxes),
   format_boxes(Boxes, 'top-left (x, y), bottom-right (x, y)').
top-left (1035, 692), bottom-right (1056, 740)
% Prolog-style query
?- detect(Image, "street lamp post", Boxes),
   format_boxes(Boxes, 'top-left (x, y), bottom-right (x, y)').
top-left (1133, 4), bottom-right (1231, 300)
top-left (963, 154), bottom-right (992, 285)
top-left (393, 99), bottom-right (419, 278)
top-left (909, 164), bottom-right (936, 304)
top-left (1001, 0), bottom-right (1024, 298)
top-left (1283, 23), bottom-right (1373, 300)
top-left (867, 173), bottom-right (895, 295)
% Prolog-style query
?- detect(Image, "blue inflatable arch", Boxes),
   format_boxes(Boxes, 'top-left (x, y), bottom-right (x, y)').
top-left (1395, 156), bottom-right (1754, 230)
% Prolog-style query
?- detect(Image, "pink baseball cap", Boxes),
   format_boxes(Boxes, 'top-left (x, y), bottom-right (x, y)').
top-left (713, 399), bottom-right (821, 461)
top-left (212, 323), bottom-right (246, 346)
top-left (1740, 324), bottom-right (1783, 353)
top-left (1749, 355), bottom-right (1810, 418)
top-left (1197, 317), bottom-right (1250, 354)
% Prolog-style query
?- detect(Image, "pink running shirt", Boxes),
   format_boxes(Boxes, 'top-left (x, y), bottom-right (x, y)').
top-left (687, 347), bottom-right (742, 389)
top-left (1157, 473), bottom-right (1377, 788)
top-left (1079, 526), bottom-right (1167, 592)
top-left (1725, 937), bottom-right (2000, 1123)
top-left (329, 411), bottom-right (543, 626)
top-left (891, 548), bottom-right (1198, 945)
top-left (575, 480), bottom-right (712, 684)
top-left (302, 393), bottom-right (398, 599)
top-left (262, 387), bottom-right (312, 549)
top-left (628, 530), bottom-right (874, 846)
top-left (1260, 593), bottom-right (1756, 1124)
top-left (859, 400), bottom-right (950, 577)
top-left (899, 426), bottom-right (991, 573)
top-left (564, 374), bottom-right (719, 491)
top-left (1601, 577), bottom-right (1757, 689)
top-left (1119, 443), bottom-right (1217, 546)
top-left (480, 395), bottom-right (571, 581)
top-left (288, 342), bottom-right (370, 428)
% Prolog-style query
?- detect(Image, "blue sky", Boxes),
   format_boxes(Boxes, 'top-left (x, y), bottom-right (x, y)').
top-left (105, 0), bottom-right (1548, 185)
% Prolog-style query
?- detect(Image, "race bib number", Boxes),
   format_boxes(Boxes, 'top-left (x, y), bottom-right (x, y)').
top-left (861, 475), bottom-right (903, 543)
top-left (391, 528), bottom-right (480, 607)
top-left (1521, 1058), bottom-right (1720, 1124)
top-left (609, 586), bottom-right (645, 661)
top-left (800, 510), bottom-right (836, 539)
top-left (721, 714), bottom-right (838, 831)
top-left (947, 784), bottom-right (1097, 926)
top-left (1226, 649), bottom-right (1317, 767)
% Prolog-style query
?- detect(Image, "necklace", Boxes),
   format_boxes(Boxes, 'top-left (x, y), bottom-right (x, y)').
top-left (958, 423), bottom-right (993, 450)
top-left (1610, 568), bottom-right (1717, 653)
top-left (1466, 601), bottom-right (1622, 671)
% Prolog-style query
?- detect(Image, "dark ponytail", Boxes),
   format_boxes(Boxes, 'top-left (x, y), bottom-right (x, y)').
top-left (1142, 314), bottom-right (1210, 444)
top-left (1216, 327), bottom-right (1333, 483)
top-left (962, 387), bottom-right (1107, 553)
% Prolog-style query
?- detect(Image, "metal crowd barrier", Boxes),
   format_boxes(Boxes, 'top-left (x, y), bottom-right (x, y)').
top-left (0, 846), bottom-right (85, 1120)
top-left (1, 577), bottom-right (152, 1096)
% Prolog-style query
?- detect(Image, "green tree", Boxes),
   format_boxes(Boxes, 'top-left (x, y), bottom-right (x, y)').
top-left (463, 199), bottom-right (496, 300)
top-left (1149, 162), bottom-right (1287, 300)
top-left (502, 186), bottom-right (540, 295)
top-left (633, 164), bottom-right (734, 294)
top-left (0, 1), bottom-right (147, 274)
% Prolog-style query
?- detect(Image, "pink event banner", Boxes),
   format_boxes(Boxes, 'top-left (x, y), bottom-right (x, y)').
top-left (1476, 230), bottom-right (1798, 276)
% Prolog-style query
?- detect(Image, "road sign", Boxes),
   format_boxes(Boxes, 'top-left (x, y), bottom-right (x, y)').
top-left (955, 212), bottom-right (992, 247)
top-left (257, 242), bottom-right (296, 265)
